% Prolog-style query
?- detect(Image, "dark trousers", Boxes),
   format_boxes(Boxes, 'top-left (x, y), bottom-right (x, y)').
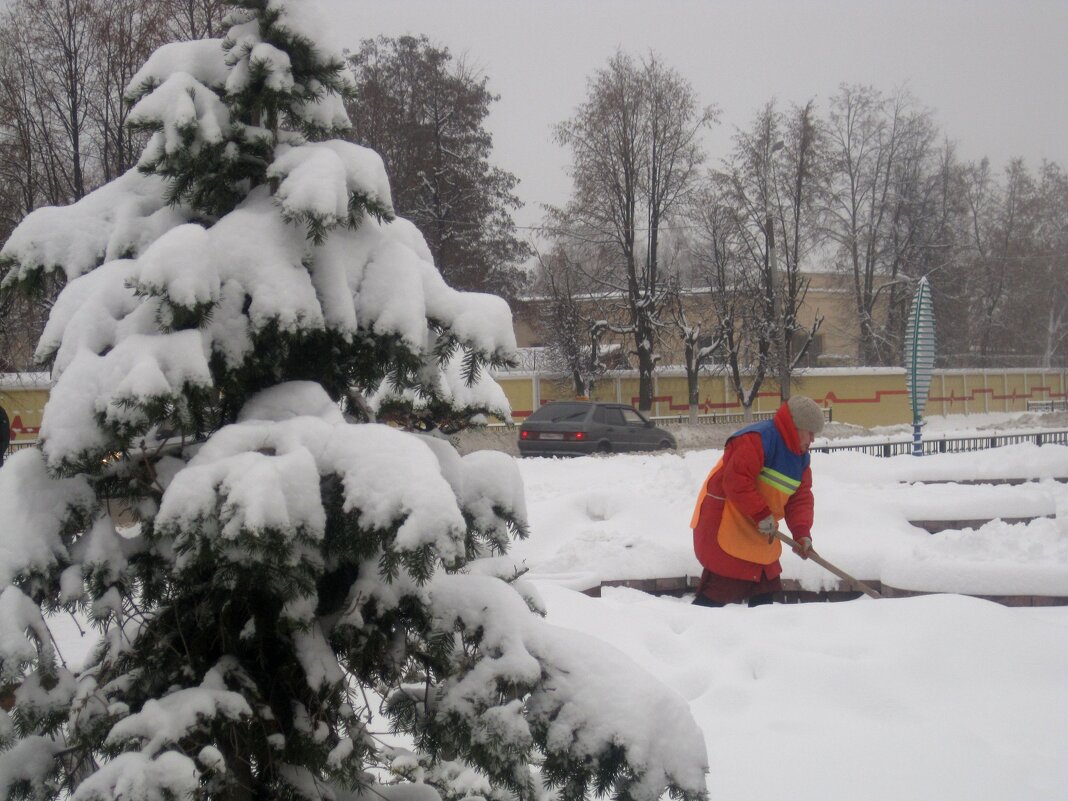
top-left (692, 569), bottom-right (781, 607)
top-left (692, 591), bottom-right (775, 608)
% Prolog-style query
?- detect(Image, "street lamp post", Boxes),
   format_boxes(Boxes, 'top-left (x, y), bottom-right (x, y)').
top-left (765, 139), bottom-right (790, 401)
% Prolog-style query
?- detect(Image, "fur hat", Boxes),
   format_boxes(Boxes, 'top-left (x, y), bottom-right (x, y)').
top-left (788, 395), bottom-right (825, 435)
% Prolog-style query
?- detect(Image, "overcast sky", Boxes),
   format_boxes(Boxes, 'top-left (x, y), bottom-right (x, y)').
top-left (320, 0), bottom-right (1068, 232)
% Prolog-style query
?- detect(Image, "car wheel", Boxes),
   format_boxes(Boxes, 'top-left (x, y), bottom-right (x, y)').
top-left (596, 441), bottom-right (612, 454)
top-left (658, 439), bottom-right (674, 451)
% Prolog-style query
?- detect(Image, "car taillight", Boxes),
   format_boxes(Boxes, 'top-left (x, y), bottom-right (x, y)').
top-left (573, 432), bottom-right (585, 440)
top-left (520, 430), bottom-right (529, 439)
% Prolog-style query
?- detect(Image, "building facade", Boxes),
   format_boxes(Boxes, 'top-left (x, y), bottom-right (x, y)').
top-left (512, 271), bottom-right (884, 369)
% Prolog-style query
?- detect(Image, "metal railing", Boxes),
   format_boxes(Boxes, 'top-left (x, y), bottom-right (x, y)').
top-left (2, 440), bottom-right (38, 460)
top-left (1026, 400), bottom-right (1068, 412)
top-left (811, 429), bottom-right (1068, 457)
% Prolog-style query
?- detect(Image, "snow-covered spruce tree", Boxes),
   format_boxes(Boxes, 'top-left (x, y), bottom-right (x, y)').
top-left (0, 3), bottom-right (708, 801)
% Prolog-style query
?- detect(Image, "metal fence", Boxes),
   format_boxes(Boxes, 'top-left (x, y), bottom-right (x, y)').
top-left (811, 429), bottom-right (1068, 458)
top-left (1026, 400), bottom-right (1068, 412)
top-left (2, 440), bottom-right (38, 460)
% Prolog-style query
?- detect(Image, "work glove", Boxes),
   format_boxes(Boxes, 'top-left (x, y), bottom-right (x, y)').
top-left (793, 536), bottom-right (813, 560)
top-left (757, 515), bottom-right (778, 543)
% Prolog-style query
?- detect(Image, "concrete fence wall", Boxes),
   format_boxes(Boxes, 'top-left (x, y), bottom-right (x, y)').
top-left (494, 367), bottom-right (1068, 428)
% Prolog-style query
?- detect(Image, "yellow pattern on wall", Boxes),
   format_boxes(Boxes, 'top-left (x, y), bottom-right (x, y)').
top-left (3, 369), bottom-right (1065, 441)
top-left (0, 388), bottom-right (49, 442)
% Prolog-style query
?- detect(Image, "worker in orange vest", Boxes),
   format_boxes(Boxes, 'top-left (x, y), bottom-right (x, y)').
top-left (690, 396), bottom-right (825, 607)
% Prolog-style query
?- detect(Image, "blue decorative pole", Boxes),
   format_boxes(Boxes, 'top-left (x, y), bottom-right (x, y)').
top-left (904, 277), bottom-right (936, 456)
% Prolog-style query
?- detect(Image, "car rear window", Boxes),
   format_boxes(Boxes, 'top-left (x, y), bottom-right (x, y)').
top-left (527, 403), bottom-right (591, 422)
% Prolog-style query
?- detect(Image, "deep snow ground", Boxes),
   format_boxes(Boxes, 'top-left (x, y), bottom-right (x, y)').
top-left (510, 411), bottom-right (1068, 800)
top-left (537, 584), bottom-right (1068, 801)
top-left (45, 411), bottom-right (1068, 801)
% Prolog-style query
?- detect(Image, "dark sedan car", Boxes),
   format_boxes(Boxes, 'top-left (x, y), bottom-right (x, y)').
top-left (517, 401), bottom-right (677, 457)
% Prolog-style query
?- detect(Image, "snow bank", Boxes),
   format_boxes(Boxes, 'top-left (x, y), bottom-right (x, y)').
top-left (534, 584), bottom-right (1068, 801)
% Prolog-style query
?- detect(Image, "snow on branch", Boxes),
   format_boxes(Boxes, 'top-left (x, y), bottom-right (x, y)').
top-left (0, 587), bottom-right (56, 683)
top-left (125, 39), bottom-right (229, 104)
top-left (0, 449), bottom-right (95, 587)
top-left (68, 751), bottom-right (200, 801)
top-left (228, 41), bottom-right (295, 96)
top-left (156, 385), bottom-right (473, 571)
top-left (41, 330), bottom-right (213, 468)
top-left (105, 673), bottom-right (252, 756)
top-left (269, 142), bottom-right (393, 241)
top-left (0, 171), bottom-right (187, 286)
top-left (370, 352), bottom-right (513, 429)
top-left (0, 735), bottom-right (64, 800)
top-left (129, 72), bottom-right (232, 159)
top-left (423, 574), bottom-right (709, 801)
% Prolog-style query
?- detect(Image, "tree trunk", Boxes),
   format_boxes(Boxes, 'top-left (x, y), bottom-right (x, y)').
top-left (687, 366), bottom-right (699, 424)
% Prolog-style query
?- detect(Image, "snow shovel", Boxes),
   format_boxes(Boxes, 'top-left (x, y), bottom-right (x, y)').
top-left (770, 529), bottom-right (882, 599)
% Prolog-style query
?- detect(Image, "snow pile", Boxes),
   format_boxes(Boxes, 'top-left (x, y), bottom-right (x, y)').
top-left (535, 585), bottom-right (1068, 801)
top-left (32, 415), bottom-right (1068, 801)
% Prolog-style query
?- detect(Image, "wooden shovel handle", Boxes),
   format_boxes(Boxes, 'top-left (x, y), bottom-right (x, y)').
top-left (771, 530), bottom-right (882, 599)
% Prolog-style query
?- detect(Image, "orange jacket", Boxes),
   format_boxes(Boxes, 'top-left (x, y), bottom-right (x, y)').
top-left (691, 403), bottom-right (814, 581)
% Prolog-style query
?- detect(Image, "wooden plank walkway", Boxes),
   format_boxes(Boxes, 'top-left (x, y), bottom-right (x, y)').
top-left (587, 575), bottom-right (1068, 607)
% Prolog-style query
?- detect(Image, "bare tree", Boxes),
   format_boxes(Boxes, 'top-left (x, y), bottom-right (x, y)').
top-left (824, 85), bottom-right (941, 365)
top-left (689, 185), bottom-right (770, 421)
top-left (552, 50), bottom-right (715, 411)
top-left (904, 141), bottom-right (967, 365)
top-left (28, 0), bottom-right (101, 201)
top-left (92, 0), bottom-right (173, 182)
top-left (530, 246), bottom-right (611, 398)
top-left (0, 0), bottom-right (210, 215)
top-left (773, 100), bottom-right (829, 381)
top-left (714, 100), bottom-right (827, 399)
top-left (1034, 162), bottom-right (1068, 367)
top-left (665, 279), bottom-right (721, 423)
top-left (963, 158), bottom-right (1068, 367)
top-left (159, 0), bottom-right (227, 40)
top-left (0, 2), bottom-right (81, 209)
top-left (967, 158), bottom-right (1039, 358)
top-left (0, 38), bottom-right (43, 233)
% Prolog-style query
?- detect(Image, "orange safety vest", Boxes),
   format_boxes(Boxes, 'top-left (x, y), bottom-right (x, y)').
top-left (691, 420), bottom-right (808, 565)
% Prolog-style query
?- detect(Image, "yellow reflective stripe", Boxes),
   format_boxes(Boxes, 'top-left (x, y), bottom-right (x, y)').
top-left (759, 467), bottom-right (800, 495)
